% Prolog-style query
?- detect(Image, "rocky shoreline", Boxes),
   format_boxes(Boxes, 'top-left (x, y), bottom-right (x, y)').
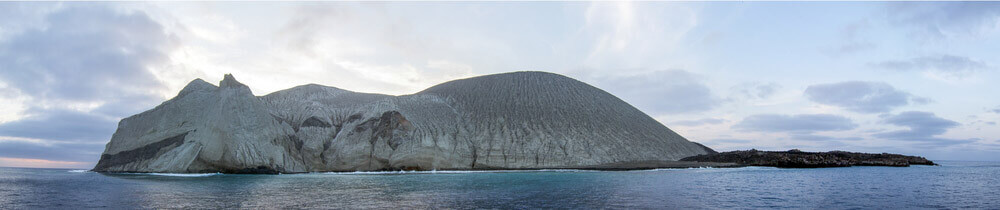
top-left (95, 161), bottom-right (743, 174)
top-left (680, 149), bottom-right (937, 168)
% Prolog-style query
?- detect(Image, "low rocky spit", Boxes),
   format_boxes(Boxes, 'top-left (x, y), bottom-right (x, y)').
top-left (680, 149), bottom-right (937, 168)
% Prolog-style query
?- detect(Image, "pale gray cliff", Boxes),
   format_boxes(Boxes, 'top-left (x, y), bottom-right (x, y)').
top-left (93, 72), bottom-right (717, 173)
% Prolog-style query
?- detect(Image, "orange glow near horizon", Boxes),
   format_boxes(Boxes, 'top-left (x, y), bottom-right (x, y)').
top-left (0, 157), bottom-right (93, 169)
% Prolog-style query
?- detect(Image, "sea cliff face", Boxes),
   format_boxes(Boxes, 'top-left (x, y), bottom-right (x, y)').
top-left (93, 72), bottom-right (716, 173)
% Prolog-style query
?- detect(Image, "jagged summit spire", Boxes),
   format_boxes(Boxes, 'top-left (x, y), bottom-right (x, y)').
top-left (220, 73), bottom-right (247, 88)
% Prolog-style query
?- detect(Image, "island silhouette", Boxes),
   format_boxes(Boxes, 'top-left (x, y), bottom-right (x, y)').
top-left (94, 72), bottom-right (932, 173)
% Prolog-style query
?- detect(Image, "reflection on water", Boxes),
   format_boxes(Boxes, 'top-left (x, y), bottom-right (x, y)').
top-left (1, 161), bottom-right (998, 208)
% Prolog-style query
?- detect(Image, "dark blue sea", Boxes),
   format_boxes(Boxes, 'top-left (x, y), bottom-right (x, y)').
top-left (2, 161), bottom-right (998, 209)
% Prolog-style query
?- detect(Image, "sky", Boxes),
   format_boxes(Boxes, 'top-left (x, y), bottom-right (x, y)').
top-left (0, 2), bottom-right (998, 169)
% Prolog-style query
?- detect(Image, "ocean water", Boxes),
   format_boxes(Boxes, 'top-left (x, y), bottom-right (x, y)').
top-left (1, 161), bottom-right (998, 209)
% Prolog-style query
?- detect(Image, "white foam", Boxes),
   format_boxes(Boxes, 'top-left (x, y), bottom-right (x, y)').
top-left (145, 173), bottom-right (221, 177)
top-left (68, 169), bottom-right (91, 173)
top-left (640, 166), bottom-right (776, 172)
top-left (640, 168), bottom-right (690, 171)
top-left (316, 167), bottom-right (786, 175)
top-left (320, 169), bottom-right (596, 175)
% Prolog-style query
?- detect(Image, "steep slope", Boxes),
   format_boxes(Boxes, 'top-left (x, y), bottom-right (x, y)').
top-left (94, 71), bottom-right (716, 173)
top-left (94, 75), bottom-right (303, 173)
top-left (412, 72), bottom-right (714, 168)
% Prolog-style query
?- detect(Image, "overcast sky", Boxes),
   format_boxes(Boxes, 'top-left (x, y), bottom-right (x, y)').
top-left (1, 2), bottom-right (998, 169)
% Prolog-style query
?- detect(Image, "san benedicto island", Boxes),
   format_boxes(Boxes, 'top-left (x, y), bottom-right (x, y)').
top-left (93, 72), bottom-right (721, 173)
top-left (93, 72), bottom-right (934, 173)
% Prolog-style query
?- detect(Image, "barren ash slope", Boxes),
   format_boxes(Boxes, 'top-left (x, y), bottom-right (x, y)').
top-left (93, 71), bottom-right (721, 173)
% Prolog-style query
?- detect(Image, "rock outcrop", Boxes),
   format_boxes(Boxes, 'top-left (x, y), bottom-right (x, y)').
top-left (93, 71), bottom-right (717, 173)
top-left (680, 149), bottom-right (937, 168)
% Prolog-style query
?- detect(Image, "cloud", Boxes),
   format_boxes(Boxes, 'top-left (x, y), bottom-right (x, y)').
top-left (0, 140), bottom-right (104, 163)
top-left (0, 5), bottom-right (178, 166)
top-left (0, 5), bottom-right (175, 116)
top-left (804, 81), bottom-right (928, 113)
top-left (0, 5), bottom-right (176, 104)
top-left (704, 139), bottom-right (752, 144)
top-left (870, 55), bottom-right (991, 78)
top-left (266, 3), bottom-right (506, 95)
top-left (0, 107), bottom-right (119, 166)
top-left (886, 2), bottom-right (1000, 39)
top-left (991, 106), bottom-right (1000, 114)
top-left (729, 82), bottom-right (781, 101)
top-left (580, 2), bottom-right (698, 69)
top-left (670, 118), bottom-right (725, 127)
top-left (824, 19), bottom-right (877, 56)
top-left (91, 94), bottom-right (165, 119)
top-left (732, 113), bottom-right (862, 144)
top-left (789, 134), bottom-right (863, 141)
top-left (0, 2), bottom-right (58, 40)
top-left (593, 70), bottom-right (721, 114)
top-left (873, 111), bottom-right (961, 141)
top-left (0, 157), bottom-right (92, 169)
top-left (733, 114), bottom-right (858, 133)
top-left (752, 83), bottom-right (781, 99)
top-left (0, 108), bottom-right (117, 143)
top-left (911, 139), bottom-right (979, 148)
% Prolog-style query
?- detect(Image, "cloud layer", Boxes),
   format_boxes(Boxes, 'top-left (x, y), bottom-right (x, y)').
top-left (2, 2), bottom-right (1000, 167)
top-left (887, 2), bottom-right (1000, 39)
top-left (0, 5), bottom-right (176, 165)
top-left (594, 70), bottom-right (721, 115)
top-left (804, 81), bottom-right (927, 113)
top-left (733, 114), bottom-right (858, 133)
top-left (670, 118), bottom-right (725, 127)
top-left (0, 6), bottom-right (174, 105)
top-left (0, 109), bottom-right (117, 142)
top-left (873, 111), bottom-right (960, 141)
top-left (871, 55), bottom-right (991, 78)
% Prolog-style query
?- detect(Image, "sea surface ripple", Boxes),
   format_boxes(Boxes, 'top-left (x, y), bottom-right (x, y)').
top-left (1, 161), bottom-right (997, 209)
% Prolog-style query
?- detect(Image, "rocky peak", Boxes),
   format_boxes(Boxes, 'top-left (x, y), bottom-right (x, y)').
top-left (220, 74), bottom-right (248, 89)
top-left (218, 74), bottom-right (254, 96)
top-left (178, 78), bottom-right (217, 97)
